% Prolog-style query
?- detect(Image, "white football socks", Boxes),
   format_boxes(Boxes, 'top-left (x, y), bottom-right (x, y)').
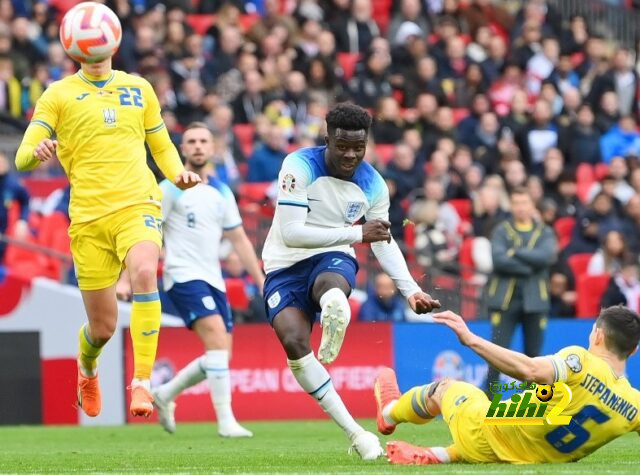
top-left (288, 352), bottom-right (363, 440)
top-left (155, 355), bottom-right (206, 403)
top-left (204, 349), bottom-right (237, 427)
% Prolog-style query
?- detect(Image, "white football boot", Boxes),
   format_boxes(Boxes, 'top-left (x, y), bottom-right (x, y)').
top-left (218, 422), bottom-right (254, 438)
top-left (318, 298), bottom-right (351, 364)
top-left (350, 431), bottom-right (385, 460)
top-left (151, 389), bottom-right (176, 434)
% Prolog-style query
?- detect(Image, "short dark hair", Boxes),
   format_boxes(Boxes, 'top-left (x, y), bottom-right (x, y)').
top-left (509, 186), bottom-right (531, 199)
top-left (596, 305), bottom-right (640, 358)
top-left (326, 103), bottom-right (372, 134)
top-left (183, 121), bottom-right (213, 135)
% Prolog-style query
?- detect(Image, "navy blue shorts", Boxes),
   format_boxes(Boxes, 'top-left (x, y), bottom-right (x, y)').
top-left (263, 252), bottom-right (358, 325)
top-left (167, 280), bottom-right (233, 332)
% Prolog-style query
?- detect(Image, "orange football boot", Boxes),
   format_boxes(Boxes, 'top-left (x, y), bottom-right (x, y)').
top-left (374, 367), bottom-right (401, 435)
top-left (130, 385), bottom-right (154, 417)
top-left (386, 441), bottom-right (443, 465)
top-left (77, 364), bottom-right (101, 417)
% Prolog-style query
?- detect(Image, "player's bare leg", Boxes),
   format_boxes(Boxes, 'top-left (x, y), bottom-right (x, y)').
top-left (126, 241), bottom-right (162, 417)
top-left (312, 273), bottom-right (352, 365)
top-left (273, 309), bottom-right (383, 460)
top-left (374, 370), bottom-right (459, 465)
top-left (77, 286), bottom-right (118, 417)
top-left (153, 315), bottom-right (252, 437)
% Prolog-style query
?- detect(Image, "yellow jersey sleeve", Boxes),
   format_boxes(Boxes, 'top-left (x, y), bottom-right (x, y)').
top-left (546, 345), bottom-right (588, 386)
top-left (142, 80), bottom-right (183, 182)
top-left (15, 86), bottom-right (59, 171)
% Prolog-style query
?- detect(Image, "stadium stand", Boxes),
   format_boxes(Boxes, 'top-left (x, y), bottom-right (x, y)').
top-left (4, 0), bottom-right (640, 320)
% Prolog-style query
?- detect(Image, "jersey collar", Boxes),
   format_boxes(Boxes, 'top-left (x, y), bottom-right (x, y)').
top-left (77, 70), bottom-right (115, 89)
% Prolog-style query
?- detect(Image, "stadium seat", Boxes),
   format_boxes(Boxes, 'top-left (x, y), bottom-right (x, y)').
top-left (348, 298), bottom-right (362, 321)
top-left (458, 237), bottom-right (475, 280)
top-left (594, 162), bottom-right (610, 181)
top-left (237, 182), bottom-right (271, 205)
top-left (238, 14), bottom-right (260, 33)
top-left (452, 108), bottom-right (471, 124)
top-left (375, 144), bottom-right (395, 165)
top-left (568, 253), bottom-right (593, 281)
top-left (233, 123), bottom-right (255, 158)
top-left (403, 222), bottom-right (415, 251)
top-left (576, 163), bottom-right (594, 183)
top-left (225, 278), bottom-right (249, 311)
top-left (22, 177), bottom-right (69, 199)
top-left (553, 216), bottom-right (576, 250)
top-left (448, 199), bottom-right (472, 224)
top-left (576, 273), bottom-right (610, 318)
top-left (4, 236), bottom-right (53, 281)
top-left (336, 53), bottom-right (360, 81)
top-left (372, 0), bottom-right (392, 34)
top-left (186, 14), bottom-right (216, 35)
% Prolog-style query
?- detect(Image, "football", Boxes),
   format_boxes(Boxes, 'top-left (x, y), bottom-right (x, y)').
top-left (59, 2), bottom-right (122, 64)
top-left (536, 384), bottom-right (554, 402)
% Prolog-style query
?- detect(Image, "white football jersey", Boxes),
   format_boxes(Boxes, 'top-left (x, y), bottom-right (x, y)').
top-left (262, 146), bottom-right (389, 273)
top-left (160, 176), bottom-right (242, 291)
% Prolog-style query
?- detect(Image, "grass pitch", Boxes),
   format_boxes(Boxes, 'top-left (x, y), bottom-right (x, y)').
top-left (0, 419), bottom-right (637, 473)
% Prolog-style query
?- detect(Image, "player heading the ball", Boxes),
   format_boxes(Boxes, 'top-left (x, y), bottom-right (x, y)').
top-left (15, 1), bottom-right (200, 419)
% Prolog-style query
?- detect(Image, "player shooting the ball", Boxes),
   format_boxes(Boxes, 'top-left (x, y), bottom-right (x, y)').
top-left (374, 306), bottom-right (640, 465)
top-left (14, 2), bottom-right (200, 418)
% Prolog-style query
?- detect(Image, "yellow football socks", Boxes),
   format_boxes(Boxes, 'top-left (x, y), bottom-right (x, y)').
top-left (130, 291), bottom-right (161, 380)
top-left (390, 385), bottom-right (435, 425)
top-left (78, 323), bottom-right (104, 377)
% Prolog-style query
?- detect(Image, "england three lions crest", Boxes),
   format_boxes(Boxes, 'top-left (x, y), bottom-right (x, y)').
top-left (103, 108), bottom-right (116, 127)
top-left (345, 201), bottom-right (365, 222)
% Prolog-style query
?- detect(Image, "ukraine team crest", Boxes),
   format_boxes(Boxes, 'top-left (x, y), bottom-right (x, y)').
top-left (345, 201), bottom-right (364, 222)
top-left (103, 108), bottom-right (116, 127)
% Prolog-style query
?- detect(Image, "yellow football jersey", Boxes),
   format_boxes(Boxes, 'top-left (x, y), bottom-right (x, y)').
top-left (486, 345), bottom-right (640, 463)
top-left (16, 69), bottom-right (183, 223)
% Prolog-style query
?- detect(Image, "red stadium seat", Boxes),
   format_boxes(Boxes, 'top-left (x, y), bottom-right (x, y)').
top-left (448, 199), bottom-right (472, 224)
top-left (237, 182), bottom-right (271, 205)
top-left (239, 14), bottom-right (260, 33)
top-left (553, 216), bottom-right (576, 250)
top-left (576, 274), bottom-right (610, 318)
top-left (225, 278), bottom-right (249, 311)
top-left (5, 236), bottom-right (54, 281)
top-left (576, 163), bottom-right (594, 184)
top-left (403, 222), bottom-right (415, 250)
top-left (594, 162), bottom-right (610, 181)
top-left (233, 123), bottom-right (255, 158)
top-left (452, 108), bottom-right (470, 124)
top-left (349, 298), bottom-right (362, 321)
top-left (568, 253), bottom-right (593, 281)
top-left (372, 0), bottom-right (392, 34)
top-left (336, 53), bottom-right (361, 81)
top-left (186, 14), bottom-right (216, 35)
top-left (375, 144), bottom-right (395, 165)
top-left (459, 237), bottom-right (475, 280)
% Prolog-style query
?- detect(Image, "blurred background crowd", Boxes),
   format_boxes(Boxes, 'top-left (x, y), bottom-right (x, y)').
top-left (3, 0), bottom-right (640, 324)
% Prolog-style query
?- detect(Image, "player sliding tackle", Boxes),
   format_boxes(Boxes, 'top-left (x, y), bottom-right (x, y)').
top-left (14, 3), bottom-right (200, 418)
top-left (374, 306), bottom-right (640, 465)
top-left (262, 103), bottom-right (440, 459)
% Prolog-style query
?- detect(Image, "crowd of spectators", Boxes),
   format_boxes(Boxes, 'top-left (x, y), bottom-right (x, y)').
top-left (4, 0), bottom-right (640, 319)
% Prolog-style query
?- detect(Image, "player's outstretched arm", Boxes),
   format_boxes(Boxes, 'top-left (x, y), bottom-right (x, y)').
top-left (433, 310), bottom-right (556, 385)
top-left (225, 226), bottom-right (265, 294)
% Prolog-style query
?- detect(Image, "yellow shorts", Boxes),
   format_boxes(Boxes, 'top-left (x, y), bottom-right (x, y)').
top-left (69, 203), bottom-right (163, 290)
top-left (441, 381), bottom-right (500, 463)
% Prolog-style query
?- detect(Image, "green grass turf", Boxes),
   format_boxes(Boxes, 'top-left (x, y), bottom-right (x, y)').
top-left (0, 419), bottom-right (637, 473)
